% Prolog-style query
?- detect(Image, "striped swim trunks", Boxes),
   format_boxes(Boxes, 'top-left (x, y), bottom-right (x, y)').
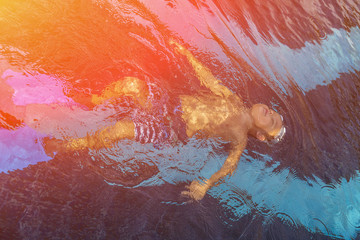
top-left (133, 110), bottom-right (188, 146)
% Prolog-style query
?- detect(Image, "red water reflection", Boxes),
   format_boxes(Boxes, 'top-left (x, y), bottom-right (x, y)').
top-left (0, 0), bottom-right (359, 177)
top-left (1, 0), bottom-right (358, 96)
top-left (0, 0), bottom-right (358, 162)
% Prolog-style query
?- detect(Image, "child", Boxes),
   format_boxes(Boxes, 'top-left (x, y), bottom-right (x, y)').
top-left (58, 41), bottom-right (285, 200)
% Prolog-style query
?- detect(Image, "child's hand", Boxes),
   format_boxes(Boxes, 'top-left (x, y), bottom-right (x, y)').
top-left (181, 179), bottom-right (209, 201)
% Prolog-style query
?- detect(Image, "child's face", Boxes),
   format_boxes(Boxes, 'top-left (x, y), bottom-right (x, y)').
top-left (250, 104), bottom-right (283, 137)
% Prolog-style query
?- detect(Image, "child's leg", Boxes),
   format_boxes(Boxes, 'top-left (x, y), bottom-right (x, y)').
top-left (66, 119), bottom-right (135, 150)
top-left (91, 77), bottom-right (150, 108)
top-left (43, 119), bottom-right (135, 156)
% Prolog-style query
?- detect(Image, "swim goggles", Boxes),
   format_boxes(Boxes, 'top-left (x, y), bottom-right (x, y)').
top-left (268, 115), bottom-right (286, 144)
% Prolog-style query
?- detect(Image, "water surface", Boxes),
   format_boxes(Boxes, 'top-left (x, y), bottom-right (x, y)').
top-left (0, 0), bottom-right (359, 239)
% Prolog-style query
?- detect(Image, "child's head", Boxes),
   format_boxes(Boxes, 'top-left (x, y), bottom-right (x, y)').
top-left (249, 104), bottom-right (285, 143)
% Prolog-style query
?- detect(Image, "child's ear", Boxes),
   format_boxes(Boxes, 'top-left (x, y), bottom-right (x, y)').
top-left (256, 132), bottom-right (266, 141)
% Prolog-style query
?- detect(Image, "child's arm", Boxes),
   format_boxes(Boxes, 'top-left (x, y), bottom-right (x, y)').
top-left (181, 139), bottom-right (246, 201)
top-left (170, 40), bottom-right (236, 99)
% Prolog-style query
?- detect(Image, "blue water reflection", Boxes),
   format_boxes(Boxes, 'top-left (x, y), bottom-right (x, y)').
top-left (0, 127), bottom-right (50, 173)
top-left (93, 128), bottom-right (360, 238)
top-left (254, 27), bottom-right (360, 92)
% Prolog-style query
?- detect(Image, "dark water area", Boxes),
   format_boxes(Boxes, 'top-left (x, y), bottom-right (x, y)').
top-left (0, 153), bottom-right (336, 240)
top-left (277, 70), bottom-right (360, 183)
top-left (0, 0), bottom-right (360, 239)
top-left (211, 0), bottom-right (359, 48)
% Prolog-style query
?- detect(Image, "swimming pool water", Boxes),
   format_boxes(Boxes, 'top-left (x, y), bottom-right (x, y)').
top-left (0, 0), bottom-right (359, 239)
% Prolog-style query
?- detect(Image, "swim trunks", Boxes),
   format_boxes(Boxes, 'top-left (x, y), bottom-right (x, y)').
top-left (133, 106), bottom-right (188, 146)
